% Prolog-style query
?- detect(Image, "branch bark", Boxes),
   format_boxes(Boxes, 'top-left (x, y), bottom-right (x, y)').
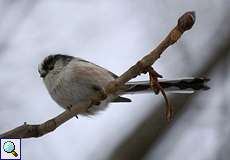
top-left (0, 11), bottom-right (196, 139)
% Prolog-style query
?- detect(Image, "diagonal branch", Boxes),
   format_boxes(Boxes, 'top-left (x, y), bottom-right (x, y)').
top-left (109, 12), bottom-right (230, 160)
top-left (0, 11), bottom-right (196, 139)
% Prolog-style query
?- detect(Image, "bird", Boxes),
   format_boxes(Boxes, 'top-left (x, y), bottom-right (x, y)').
top-left (38, 54), bottom-right (209, 116)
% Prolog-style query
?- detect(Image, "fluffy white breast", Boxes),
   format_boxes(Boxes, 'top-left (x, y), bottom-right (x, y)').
top-left (43, 58), bottom-right (116, 115)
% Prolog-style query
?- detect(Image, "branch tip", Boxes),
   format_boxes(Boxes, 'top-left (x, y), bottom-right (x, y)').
top-left (178, 11), bottom-right (196, 32)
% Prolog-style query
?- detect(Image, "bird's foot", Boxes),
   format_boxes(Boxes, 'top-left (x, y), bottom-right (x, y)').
top-left (66, 105), bottom-right (79, 119)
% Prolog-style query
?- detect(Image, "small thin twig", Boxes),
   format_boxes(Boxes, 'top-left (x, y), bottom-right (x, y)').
top-left (147, 67), bottom-right (173, 121)
top-left (0, 11), bottom-right (196, 139)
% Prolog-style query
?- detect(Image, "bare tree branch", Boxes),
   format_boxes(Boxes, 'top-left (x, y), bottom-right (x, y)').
top-left (109, 12), bottom-right (230, 160)
top-left (0, 11), bottom-right (196, 139)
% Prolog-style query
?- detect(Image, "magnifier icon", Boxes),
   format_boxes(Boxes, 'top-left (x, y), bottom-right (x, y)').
top-left (3, 141), bottom-right (18, 157)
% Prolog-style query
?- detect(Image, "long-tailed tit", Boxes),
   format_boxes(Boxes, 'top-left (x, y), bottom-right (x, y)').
top-left (38, 54), bottom-right (209, 116)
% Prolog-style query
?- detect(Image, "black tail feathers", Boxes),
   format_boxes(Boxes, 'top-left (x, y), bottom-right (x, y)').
top-left (123, 77), bottom-right (210, 94)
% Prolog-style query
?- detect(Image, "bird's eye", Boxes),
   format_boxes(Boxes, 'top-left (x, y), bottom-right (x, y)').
top-left (48, 65), bottom-right (54, 70)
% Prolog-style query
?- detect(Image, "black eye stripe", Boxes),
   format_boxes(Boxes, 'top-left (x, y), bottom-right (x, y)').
top-left (41, 54), bottom-right (74, 71)
top-left (44, 55), bottom-right (54, 66)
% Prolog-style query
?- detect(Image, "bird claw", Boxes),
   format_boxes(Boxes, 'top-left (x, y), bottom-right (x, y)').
top-left (66, 105), bottom-right (79, 119)
top-left (66, 105), bottom-right (72, 111)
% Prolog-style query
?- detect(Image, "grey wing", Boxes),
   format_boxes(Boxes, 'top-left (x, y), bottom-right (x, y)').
top-left (61, 58), bottom-right (132, 105)
top-left (61, 59), bottom-right (116, 102)
top-left (74, 59), bottom-right (133, 102)
top-left (76, 58), bottom-right (119, 79)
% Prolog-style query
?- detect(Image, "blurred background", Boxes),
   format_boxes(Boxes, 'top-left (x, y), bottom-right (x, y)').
top-left (0, 0), bottom-right (229, 160)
